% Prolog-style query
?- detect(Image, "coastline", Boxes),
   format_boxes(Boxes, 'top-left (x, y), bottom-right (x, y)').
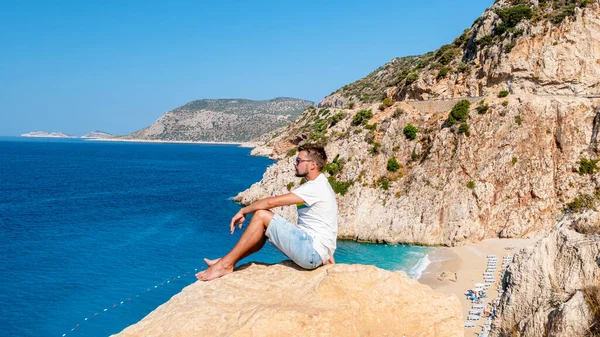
top-left (88, 138), bottom-right (243, 145)
top-left (417, 238), bottom-right (538, 336)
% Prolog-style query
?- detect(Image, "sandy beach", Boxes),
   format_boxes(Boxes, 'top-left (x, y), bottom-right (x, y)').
top-left (418, 238), bottom-right (539, 336)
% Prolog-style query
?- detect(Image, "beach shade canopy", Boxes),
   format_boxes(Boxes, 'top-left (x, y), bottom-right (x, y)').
top-left (473, 287), bottom-right (484, 291)
top-left (475, 283), bottom-right (485, 287)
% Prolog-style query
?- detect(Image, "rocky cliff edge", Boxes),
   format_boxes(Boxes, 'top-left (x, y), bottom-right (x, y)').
top-left (113, 262), bottom-right (463, 337)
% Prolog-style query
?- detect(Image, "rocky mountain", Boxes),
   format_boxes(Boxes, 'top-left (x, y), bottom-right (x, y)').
top-left (113, 262), bottom-right (463, 337)
top-left (21, 131), bottom-right (73, 138)
top-left (121, 97), bottom-right (313, 143)
top-left (236, 1), bottom-right (600, 246)
top-left (81, 130), bottom-right (113, 139)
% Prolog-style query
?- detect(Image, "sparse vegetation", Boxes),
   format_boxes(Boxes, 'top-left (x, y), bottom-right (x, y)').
top-left (566, 193), bottom-right (596, 213)
top-left (393, 108), bottom-right (405, 117)
top-left (364, 123), bottom-right (378, 131)
top-left (323, 155), bottom-right (344, 176)
top-left (328, 112), bottom-right (344, 127)
top-left (477, 35), bottom-right (494, 46)
top-left (437, 67), bottom-right (449, 79)
top-left (512, 157), bottom-right (518, 165)
top-left (387, 157), bottom-right (401, 172)
top-left (369, 142), bottom-right (381, 155)
top-left (287, 147), bottom-right (297, 157)
top-left (405, 72), bottom-right (419, 85)
top-left (497, 4), bottom-right (534, 28)
top-left (286, 182), bottom-right (294, 191)
top-left (477, 104), bottom-right (490, 114)
top-left (505, 42), bottom-right (517, 53)
top-left (502, 100), bottom-right (509, 107)
top-left (327, 176), bottom-right (353, 195)
top-left (552, 4), bottom-right (576, 24)
top-left (515, 115), bottom-right (523, 125)
top-left (376, 176), bottom-right (390, 190)
top-left (499, 90), bottom-right (510, 98)
top-left (458, 123), bottom-right (471, 137)
top-left (467, 181), bottom-right (475, 189)
top-left (403, 123), bottom-right (418, 140)
top-left (579, 158), bottom-right (600, 175)
top-left (379, 97), bottom-right (393, 111)
top-left (447, 100), bottom-right (471, 126)
top-left (352, 109), bottom-right (373, 126)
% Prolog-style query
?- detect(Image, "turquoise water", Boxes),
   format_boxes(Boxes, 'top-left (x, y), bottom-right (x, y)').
top-left (0, 137), bottom-right (431, 337)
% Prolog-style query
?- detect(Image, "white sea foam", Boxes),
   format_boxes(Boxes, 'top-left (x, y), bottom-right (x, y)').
top-left (408, 254), bottom-right (431, 279)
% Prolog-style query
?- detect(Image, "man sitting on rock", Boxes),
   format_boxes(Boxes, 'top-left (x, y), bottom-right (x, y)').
top-left (196, 144), bottom-right (338, 281)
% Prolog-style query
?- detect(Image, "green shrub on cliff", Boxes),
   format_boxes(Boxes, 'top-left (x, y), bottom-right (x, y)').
top-left (552, 4), bottom-right (576, 24)
top-left (352, 109), bottom-right (373, 126)
top-left (497, 4), bottom-right (533, 28)
top-left (387, 158), bottom-right (401, 172)
top-left (327, 176), bottom-right (353, 195)
top-left (379, 97), bottom-right (393, 111)
top-left (323, 155), bottom-right (344, 176)
top-left (437, 67), bottom-right (449, 79)
top-left (403, 123), bottom-right (418, 140)
top-left (405, 72), bottom-right (419, 85)
top-left (287, 147), bottom-right (297, 157)
top-left (447, 100), bottom-right (471, 126)
top-left (477, 104), bottom-right (489, 114)
top-left (579, 158), bottom-right (600, 175)
top-left (566, 194), bottom-right (596, 213)
top-left (458, 123), bottom-right (471, 137)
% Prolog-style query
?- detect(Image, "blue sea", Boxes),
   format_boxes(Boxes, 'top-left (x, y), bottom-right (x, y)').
top-left (0, 137), bottom-right (431, 337)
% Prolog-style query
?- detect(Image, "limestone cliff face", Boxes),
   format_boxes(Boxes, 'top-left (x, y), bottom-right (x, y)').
top-left (236, 3), bottom-right (600, 246)
top-left (113, 263), bottom-right (463, 337)
top-left (493, 227), bottom-right (600, 336)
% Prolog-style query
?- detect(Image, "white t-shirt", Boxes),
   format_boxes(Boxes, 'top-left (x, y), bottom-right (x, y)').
top-left (292, 173), bottom-right (338, 263)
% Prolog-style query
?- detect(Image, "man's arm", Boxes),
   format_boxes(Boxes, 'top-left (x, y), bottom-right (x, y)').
top-left (230, 193), bottom-right (304, 233)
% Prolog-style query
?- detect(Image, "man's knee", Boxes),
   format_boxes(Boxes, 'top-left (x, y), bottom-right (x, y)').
top-left (254, 210), bottom-right (274, 228)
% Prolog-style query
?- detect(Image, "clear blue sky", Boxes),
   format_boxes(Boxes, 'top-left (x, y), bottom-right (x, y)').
top-left (0, 0), bottom-right (493, 136)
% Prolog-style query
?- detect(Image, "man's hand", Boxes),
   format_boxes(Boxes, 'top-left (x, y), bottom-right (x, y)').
top-left (228, 193), bottom-right (304, 234)
top-left (230, 211), bottom-right (246, 234)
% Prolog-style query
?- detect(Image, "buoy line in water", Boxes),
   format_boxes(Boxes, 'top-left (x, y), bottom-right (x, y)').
top-left (61, 266), bottom-right (205, 336)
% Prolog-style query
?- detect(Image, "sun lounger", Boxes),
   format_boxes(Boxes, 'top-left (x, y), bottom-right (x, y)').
top-left (467, 315), bottom-right (481, 320)
top-left (469, 310), bottom-right (483, 315)
top-left (464, 322), bottom-right (476, 327)
top-left (472, 304), bottom-right (485, 309)
top-left (487, 254), bottom-right (496, 258)
top-left (477, 334), bottom-right (489, 337)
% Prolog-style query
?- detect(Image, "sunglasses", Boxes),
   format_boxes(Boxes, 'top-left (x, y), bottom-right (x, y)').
top-left (295, 157), bottom-right (313, 165)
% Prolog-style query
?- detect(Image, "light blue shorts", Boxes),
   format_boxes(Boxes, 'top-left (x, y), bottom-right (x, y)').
top-left (265, 214), bottom-right (323, 270)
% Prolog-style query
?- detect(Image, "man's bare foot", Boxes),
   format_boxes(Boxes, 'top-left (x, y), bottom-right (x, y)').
top-left (324, 256), bottom-right (335, 265)
top-left (195, 261), bottom-right (234, 281)
top-left (203, 257), bottom-right (221, 267)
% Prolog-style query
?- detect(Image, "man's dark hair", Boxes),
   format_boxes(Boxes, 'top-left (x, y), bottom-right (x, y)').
top-left (298, 144), bottom-right (327, 171)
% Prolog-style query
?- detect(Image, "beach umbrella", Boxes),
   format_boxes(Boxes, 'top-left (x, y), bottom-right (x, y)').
top-left (474, 283), bottom-right (485, 287)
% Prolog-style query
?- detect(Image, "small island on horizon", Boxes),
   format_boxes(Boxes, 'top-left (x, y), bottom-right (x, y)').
top-left (20, 130), bottom-right (114, 139)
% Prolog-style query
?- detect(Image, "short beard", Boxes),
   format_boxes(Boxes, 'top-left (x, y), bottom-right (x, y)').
top-left (295, 170), bottom-right (308, 178)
